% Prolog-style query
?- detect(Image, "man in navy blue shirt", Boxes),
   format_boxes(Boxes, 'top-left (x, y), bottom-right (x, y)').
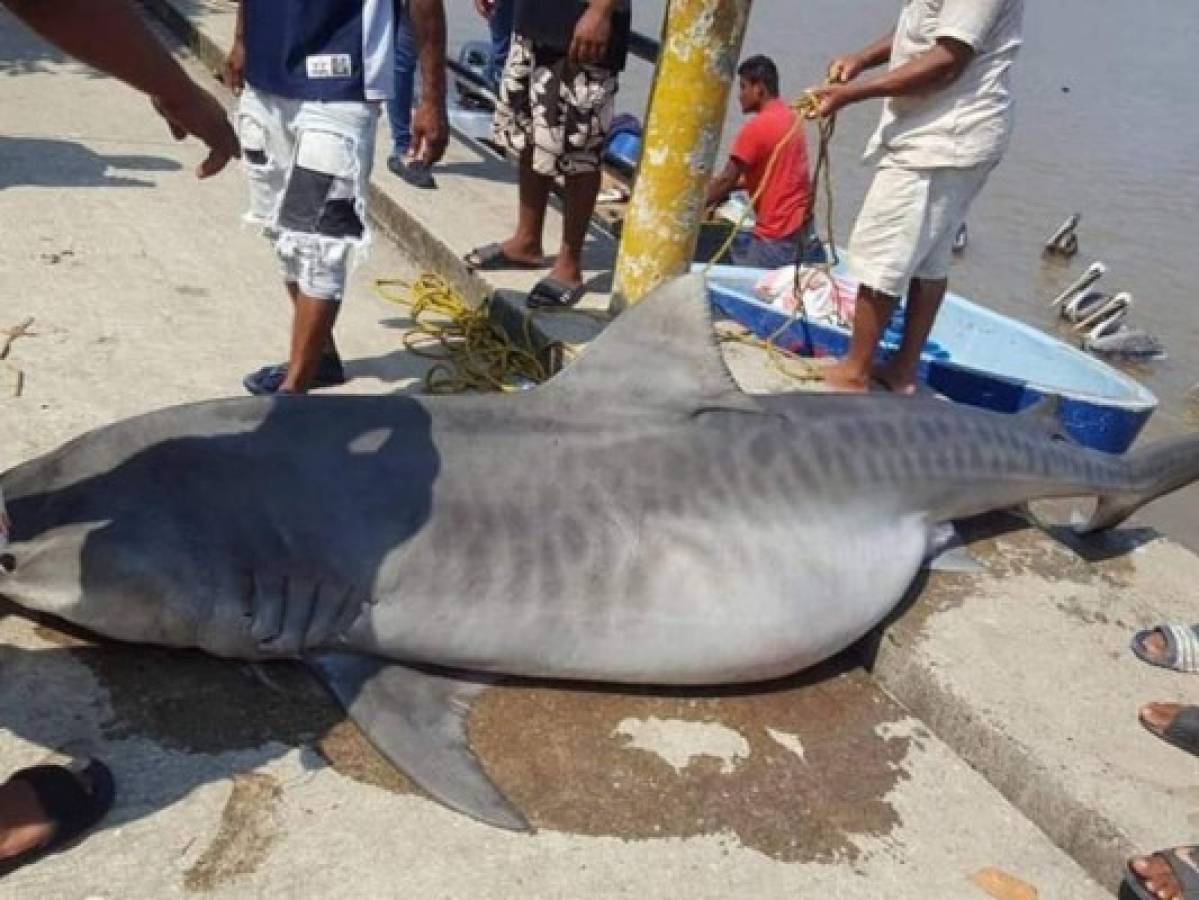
top-left (226, 0), bottom-right (448, 395)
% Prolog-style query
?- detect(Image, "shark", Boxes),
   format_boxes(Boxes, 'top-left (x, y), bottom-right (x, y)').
top-left (1, 273), bottom-right (1196, 830)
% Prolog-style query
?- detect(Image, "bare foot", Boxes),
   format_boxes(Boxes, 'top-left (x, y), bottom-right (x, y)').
top-left (500, 238), bottom-right (544, 267)
top-left (0, 779), bottom-right (54, 862)
top-left (1140, 701), bottom-right (1185, 734)
top-left (1135, 628), bottom-right (1171, 666)
top-left (820, 361), bottom-right (872, 393)
top-left (546, 259), bottom-right (583, 291)
top-left (870, 361), bottom-right (919, 395)
top-left (1129, 846), bottom-right (1199, 900)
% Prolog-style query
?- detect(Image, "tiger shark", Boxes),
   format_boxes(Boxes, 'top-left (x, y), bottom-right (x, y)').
top-left (1, 274), bottom-right (1196, 830)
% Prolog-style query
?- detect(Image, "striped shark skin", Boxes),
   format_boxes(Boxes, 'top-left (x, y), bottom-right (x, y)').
top-left (1, 273), bottom-right (1196, 829)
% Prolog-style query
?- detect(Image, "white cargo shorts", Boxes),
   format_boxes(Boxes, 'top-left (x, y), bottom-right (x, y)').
top-left (237, 85), bottom-right (379, 301)
top-left (847, 160), bottom-right (995, 298)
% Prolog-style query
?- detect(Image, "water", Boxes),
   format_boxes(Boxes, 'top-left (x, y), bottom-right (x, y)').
top-left (447, 2), bottom-right (1199, 544)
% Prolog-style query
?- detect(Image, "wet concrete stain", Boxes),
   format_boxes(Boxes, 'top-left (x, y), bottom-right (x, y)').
top-left (471, 663), bottom-right (914, 863)
top-left (184, 772), bottom-right (283, 892)
top-left (315, 719), bottom-right (416, 797)
top-left (883, 510), bottom-right (1144, 645)
top-left (17, 612), bottom-right (913, 861)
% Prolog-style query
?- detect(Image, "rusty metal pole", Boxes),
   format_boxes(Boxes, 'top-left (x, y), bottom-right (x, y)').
top-left (609, 0), bottom-right (752, 313)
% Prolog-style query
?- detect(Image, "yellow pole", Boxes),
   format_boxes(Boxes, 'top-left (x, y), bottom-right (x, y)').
top-left (610, 0), bottom-right (752, 313)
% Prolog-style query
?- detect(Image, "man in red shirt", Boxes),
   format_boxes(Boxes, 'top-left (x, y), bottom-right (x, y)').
top-left (706, 55), bottom-right (824, 269)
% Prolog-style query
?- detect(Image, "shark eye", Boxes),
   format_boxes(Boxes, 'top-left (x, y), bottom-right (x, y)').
top-left (0, 553), bottom-right (14, 575)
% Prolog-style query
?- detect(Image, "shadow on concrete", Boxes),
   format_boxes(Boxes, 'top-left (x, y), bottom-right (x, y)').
top-left (0, 136), bottom-right (182, 190)
top-left (342, 347), bottom-right (431, 388)
top-left (0, 9), bottom-right (105, 79)
top-left (431, 159), bottom-right (519, 185)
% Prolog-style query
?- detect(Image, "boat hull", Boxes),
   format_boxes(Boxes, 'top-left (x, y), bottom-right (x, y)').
top-left (704, 265), bottom-right (1158, 454)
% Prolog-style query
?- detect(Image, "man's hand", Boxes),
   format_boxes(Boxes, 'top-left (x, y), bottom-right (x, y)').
top-left (827, 53), bottom-right (865, 84)
top-left (152, 84), bottom-right (240, 178)
top-left (411, 98), bottom-right (449, 165)
top-left (474, 0), bottom-right (496, 17)
top-left (804, 84), bottom-right (854, 119)
top-left (224, 39), bottom-right (246, 96)
top-left (570, 4), bottom-right (612, 67)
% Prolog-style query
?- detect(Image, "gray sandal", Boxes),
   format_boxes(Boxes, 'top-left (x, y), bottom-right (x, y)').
top-left (1123, 846), bottom-right (1199, 899)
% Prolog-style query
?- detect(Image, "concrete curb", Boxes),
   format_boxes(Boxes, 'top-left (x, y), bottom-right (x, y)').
top-left (866, 626), bottom-right (1131, 889)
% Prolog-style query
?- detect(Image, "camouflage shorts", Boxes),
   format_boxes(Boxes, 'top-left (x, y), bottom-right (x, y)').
top-left (491, 35), bottom-right (618, 178)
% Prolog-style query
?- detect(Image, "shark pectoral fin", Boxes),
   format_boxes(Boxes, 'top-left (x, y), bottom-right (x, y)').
top-left (922, 523), bottom-right (986, 574)
top-left (306, 652), bottom-right (530, 832)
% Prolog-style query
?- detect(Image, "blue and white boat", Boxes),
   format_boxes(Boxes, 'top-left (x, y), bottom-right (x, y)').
top-left (703, 264), bottom-right (1158, 454)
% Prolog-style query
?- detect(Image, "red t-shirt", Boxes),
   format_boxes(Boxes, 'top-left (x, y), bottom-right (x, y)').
top-left (730, 98), bottom-right (813, 241)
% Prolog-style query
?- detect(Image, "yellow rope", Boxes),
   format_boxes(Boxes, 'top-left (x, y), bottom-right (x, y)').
top-left (702, 91), bottom-right (840, 386)
top-left (374, 273), bottom-right (611, 394)
top-left (375, 91), bottom-right (842, 396)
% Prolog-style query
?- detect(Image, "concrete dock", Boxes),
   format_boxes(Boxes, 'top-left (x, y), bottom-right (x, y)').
top-left (0, 5), bottom-right (1195, 897)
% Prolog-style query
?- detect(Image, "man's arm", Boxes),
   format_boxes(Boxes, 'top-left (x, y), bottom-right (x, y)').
top-left (407, 0), bottom-right (449, 164)
top-left (705, 158), bottom-right (745, 210)
top-left (224, 0), bottom-right (246, 96)
top-left (827, 30), bottom-right (895, 83)
top-left (809, 38), bottom-right (974, 118)
top-left (571, 0), bottom-right (618, 67)
top-left (2, 0), bottom-right (239, 177)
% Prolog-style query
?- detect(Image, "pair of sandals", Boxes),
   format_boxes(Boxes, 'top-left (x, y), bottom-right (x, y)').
top-left (1123, 623), bottom-right (1199, 899)
top-left (0, 757), bottom-right (114, 879)
top-left (463, 243), bottom-right (586, 309)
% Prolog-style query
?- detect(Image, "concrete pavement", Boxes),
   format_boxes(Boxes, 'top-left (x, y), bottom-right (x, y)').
top-left (0, 10), bottom-right (1106, 899)
top-left (1, 3), bottom-right (1197, 897)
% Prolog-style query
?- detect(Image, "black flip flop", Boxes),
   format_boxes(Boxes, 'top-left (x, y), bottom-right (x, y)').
top-left (1123, 846), bottom-right (1199, 899)
top-left (526, 277), bottom-right (585, 309)
top-left (0, 759), bottom-right (115, 878)
top-left (1141, 704), bottom-right (1199, 757)
top-left (463, 243), bottom-right (543, 272)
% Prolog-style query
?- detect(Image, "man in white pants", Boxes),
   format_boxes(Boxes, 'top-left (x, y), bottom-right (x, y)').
top-left (810, 0), bottom-right (1023, 394)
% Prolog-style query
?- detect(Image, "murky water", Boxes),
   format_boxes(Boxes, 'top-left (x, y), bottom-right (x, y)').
top-left (448, 2), bottom-right (1199, 544)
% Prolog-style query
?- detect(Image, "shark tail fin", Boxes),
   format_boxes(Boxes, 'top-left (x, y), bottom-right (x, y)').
top-left (1079, 434), bottom-right (1199, 534)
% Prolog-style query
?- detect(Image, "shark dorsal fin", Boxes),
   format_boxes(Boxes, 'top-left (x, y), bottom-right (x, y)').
top-left (540, 273), bottom-right (759, 416)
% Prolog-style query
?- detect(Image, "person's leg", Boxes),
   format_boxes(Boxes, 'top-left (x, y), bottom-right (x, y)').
top-left (825, 164), bottom-right (929, 392)
top-left (499, 149), bottom-right (552, 263)
top-left (823, 286), bottom-right (900, 392)
top-left (547, 61), bottom-right (616, 288)
top-left (281, 294), bottom-right (341, 392)
top-left (871, 276), bottom-right (947, 394)
top-left (550, 168), bottom-right (601, 287)
top-left (482, 36), bottom-right (549, 266)
top-left (487, 0), bottom-right (514, 90)
top-left (872, 163), bottom-right (994, 393)
top-left (385, 12), bottom-right (418, 160)
top-left (271, 102), bottom-right (378, 393)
